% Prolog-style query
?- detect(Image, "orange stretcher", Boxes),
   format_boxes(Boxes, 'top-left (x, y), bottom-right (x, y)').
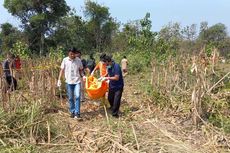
top-left (85, 76), bottom-right (108, 99)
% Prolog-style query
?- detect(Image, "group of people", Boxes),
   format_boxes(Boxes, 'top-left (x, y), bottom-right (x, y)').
top-left (1, 49), bottom-right (128, 120)
top-left (57, 48), bottom-right (128, 119)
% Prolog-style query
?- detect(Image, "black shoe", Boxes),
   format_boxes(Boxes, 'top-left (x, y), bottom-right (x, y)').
top-left (70, 112), bottom-right (75, 118)
top-left (112, 114), bottom-right (119, 118)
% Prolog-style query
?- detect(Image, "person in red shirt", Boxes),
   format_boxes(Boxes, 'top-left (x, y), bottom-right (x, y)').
top-left (14, 56), bottom-right (21, 70)
top-left (13, 55), bottom-right (22, 80)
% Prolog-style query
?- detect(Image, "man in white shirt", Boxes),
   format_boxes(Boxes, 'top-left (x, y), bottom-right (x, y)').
top-left (121, 56), bottom-right (128, 76)
top-left (57, 48), bottom-right (83, 119)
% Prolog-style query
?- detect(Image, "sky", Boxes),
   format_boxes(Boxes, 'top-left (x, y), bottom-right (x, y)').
top-left (0, 0), bottom-right (229, 32)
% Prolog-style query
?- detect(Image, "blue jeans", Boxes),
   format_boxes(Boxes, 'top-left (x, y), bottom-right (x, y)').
top-left (66, 83), bottom-right (81, 115)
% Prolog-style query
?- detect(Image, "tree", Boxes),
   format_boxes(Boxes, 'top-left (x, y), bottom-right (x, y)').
top-left (1, 23), bottom-right (15, 36)
top-left (219, 38), bottom-right (230, 58)
top-left (101, 17), bottom-right (118, 50)
top-left (50, 14), bottom-right (91, 53)
top-left (159, 22), bottom-right (182, 42)
top-left (199, 21), bottom-right (208, 34)
top-left (84, 0), bottom-right (118, 52)
top-left (199, 23), bottom-right (229, 57)
top-left (4, 0), bottom-right (70, 55)
top-left (140, 13), bottom-right (156, 48)
top-left (123, 20), bottom-right (141, 39)
top-left (0, 23), bottom-right (23, 53)
top-left (199, 22), bottom-right (228, 47)
top-left (158, 22), bottom-right (182, 51)
top-left (182, 24), bottom-right (197, 41)
top-left (107, 21), bottom-right (139, 52)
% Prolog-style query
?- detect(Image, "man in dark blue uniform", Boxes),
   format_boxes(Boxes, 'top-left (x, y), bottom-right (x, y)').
top-left (102, 55), bottom-right (124, 118)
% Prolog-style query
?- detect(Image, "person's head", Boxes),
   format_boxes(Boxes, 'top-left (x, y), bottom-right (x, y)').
top-left (123, 56), bottom-right (126, 59)
top-left (68, 48), bottom-right (76, 60)
top-left (103, 55), bottom-right (113, 68)
top-left (75, 49), bottom-right (81, 58)
top-left (6, 52), bottom-right (14, 61)
top-left (100, 53), bottom-right (106, 62)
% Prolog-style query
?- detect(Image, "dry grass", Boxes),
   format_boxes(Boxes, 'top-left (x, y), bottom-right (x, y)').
top-left (0, 54), bottom-right (229, 152)
top-left (151, 51), bottom-right (229, 125)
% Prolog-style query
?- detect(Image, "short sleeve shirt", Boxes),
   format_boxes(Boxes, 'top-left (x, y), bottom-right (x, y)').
top-left (61, 57), bottom-right (83, 84)
top-left (107, 62), bottom-right (124, 91)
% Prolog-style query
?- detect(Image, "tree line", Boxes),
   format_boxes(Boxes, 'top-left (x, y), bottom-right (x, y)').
top-left (0, 0), bottom-right (229, 59)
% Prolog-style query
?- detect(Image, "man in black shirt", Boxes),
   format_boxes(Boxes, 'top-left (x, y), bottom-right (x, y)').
top-left (2, 53), bottom-right (17, 91)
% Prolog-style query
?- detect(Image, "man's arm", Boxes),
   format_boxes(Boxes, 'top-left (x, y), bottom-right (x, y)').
top-left (9, 60), bottom-right (14, 76)
top-left (58, 68), bottom-right (64, 81)
top-left (106, 75), bottom-right (119, 81)
top-left (105, 64), bottom-right (120, 81)
top-left (57, 68), bottom-right (64, 87)
top-left (79, 59), bottom-right (84, 77)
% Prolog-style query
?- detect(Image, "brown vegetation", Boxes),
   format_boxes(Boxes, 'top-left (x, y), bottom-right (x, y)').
top-left (0, 54), bottom-right (229, 152)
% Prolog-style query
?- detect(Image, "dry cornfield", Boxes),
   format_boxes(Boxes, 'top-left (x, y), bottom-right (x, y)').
top-left (0, 53), bottom-right (229, 152)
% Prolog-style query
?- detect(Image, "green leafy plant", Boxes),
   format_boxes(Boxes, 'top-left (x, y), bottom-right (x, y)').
top-left (11, 41), bottom-right (30, 59)
top-left (49, 46), bottom-right (65, 61)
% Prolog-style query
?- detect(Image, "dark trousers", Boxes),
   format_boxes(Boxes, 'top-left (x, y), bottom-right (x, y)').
top-left (4, 75), bottom-right (17, 91)
top-left (108, 88), bottom-right (123, 116)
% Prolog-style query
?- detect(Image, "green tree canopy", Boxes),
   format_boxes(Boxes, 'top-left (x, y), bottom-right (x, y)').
top-left (84, 0), bottom-right (118, 52)
top-left (4, 0), bottom-right (70, 55)
top-left (50, 14), bottom-right (90, 53)
top-left (199, 23), bottom-right (227, 43)
top-left (0, 22), bottom-right (23, 53)
top-left (159, 22), bottom-right (182, 42)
